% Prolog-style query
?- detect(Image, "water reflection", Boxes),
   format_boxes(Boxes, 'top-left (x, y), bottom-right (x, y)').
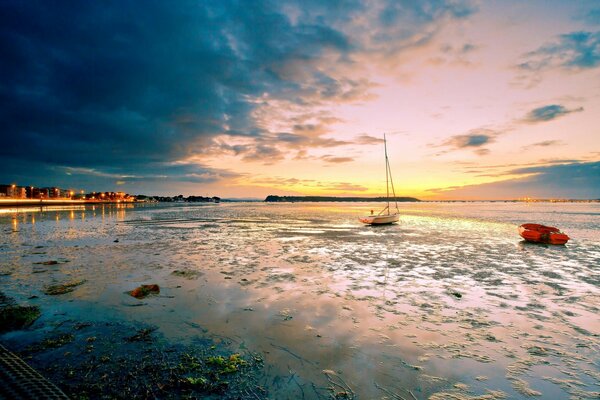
top-left (0, 203), bottom-right (135, 224)
top-left (0, 202), bottom-right (599, 399)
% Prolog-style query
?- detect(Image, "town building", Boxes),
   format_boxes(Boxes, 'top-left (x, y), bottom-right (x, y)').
top-left (0, 184), bottom-right (26, 198)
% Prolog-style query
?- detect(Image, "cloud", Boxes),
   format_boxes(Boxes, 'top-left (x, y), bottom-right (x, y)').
top-left (434, 129), bottom-right (498, 155)
top-left (452, 134), bottom-right (491, 147)
top-left (0, 156), bottom-right (241, 195)
top-left (521, 140), bottom-right (565, 150)
top-left (458, 158), bottom-right (584, 178)
top-left (518, 31), bottom-right (600, 72)
top-left (523, 104), bottom-right (583, 123)
top-left (428, 42), bottom-right (478, 66)
top-left (433, 101), bottom-right (580, 159)
top-left (580, 8), bottom-right (600, 25)
top-left (427, 161), bottom-right (600, 199)
top-left (249, 175), bottom-right (368, 193)
top-left (354, 134), bottom-right (385, 145)
top-left (320, 155), bottom-right (354, 164)
top-left (0, 0), bottom-right (477, 191)
top-left (241, 145), bottom-right (285, 164)
top-left (317, 182), bottom-right (369, 192)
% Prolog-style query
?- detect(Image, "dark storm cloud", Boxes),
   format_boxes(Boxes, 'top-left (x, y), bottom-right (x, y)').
top-left (518, 31), bottom-right (600, 71)
top-left (0, 1), bottom-right (262, 169)
top-left (0, 0), bottom-right (476, 189)
top-left (523, 104), bottom-right (583, 123)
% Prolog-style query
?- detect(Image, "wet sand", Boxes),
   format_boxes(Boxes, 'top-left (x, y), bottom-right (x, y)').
top-left (1, 202), bottom-right (599, 399)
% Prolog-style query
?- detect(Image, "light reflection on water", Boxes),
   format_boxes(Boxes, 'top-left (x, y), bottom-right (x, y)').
top-left (1, 202), bottom-right (599, 399)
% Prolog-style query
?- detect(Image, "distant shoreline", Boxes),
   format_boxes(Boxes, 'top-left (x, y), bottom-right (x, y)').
top-left (265, 195), bottom-right (421, 202)
top-left (0, 199), bottom-right (134, 208)
top-left (2, 197), bottom-right (598, 208)
top-left (263, 196), bottom-right (600, 203)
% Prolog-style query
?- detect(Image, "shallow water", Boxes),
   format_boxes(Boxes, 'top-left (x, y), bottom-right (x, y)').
top-left (1, 202), bottom-right (599, 399)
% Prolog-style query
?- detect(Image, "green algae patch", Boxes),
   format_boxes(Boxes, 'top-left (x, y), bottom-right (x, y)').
top-left (178, 351), bottom-right (260, 395)
top-left (0, 305), bottom-right (41, 332)
top-left (206, 353), bottom-right (248, 374)
top-left (43, 280), bottom-right (87, 295)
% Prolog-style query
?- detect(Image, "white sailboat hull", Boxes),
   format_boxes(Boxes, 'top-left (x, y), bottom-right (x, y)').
top-left (359, 134), bottom-right (400, 226)
top-left (359, 213), bottom-right (399, 225)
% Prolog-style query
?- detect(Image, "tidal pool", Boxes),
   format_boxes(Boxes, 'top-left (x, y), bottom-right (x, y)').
top-left (1, 202), bottom-right (599, 399)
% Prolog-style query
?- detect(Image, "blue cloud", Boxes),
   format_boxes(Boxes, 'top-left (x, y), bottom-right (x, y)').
top-left (523, 104), bottom-right (583, 123)
top-left (436, 129), bottom-right (497, 156)
top-left (379, 0), bottom-right (474, 26)
top-left (580, 8), bottom-right (600, 26)
top-left (447, 133), bottom-right (492, 148)
top-left (519, 31), bottom-right (600, 71)
top-left (428, 161), bottom-right (600, 199)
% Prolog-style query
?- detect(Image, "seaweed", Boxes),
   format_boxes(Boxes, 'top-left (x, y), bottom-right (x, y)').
top-left (40, 334), bottom-right (75, 349)
top-left (0, 315), bottom-right (267, 399)
top-left (171, 269), bottom-right (203, 279)
top-left (43, 280), bottom-right (87, 295)
top-left (0, 305), bottom-right (41, 332)
top-left (125, 327), bottom-right (157, 342)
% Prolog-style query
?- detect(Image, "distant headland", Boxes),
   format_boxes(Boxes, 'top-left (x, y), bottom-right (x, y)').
top-left (264, 195), bottom-right (420, 202)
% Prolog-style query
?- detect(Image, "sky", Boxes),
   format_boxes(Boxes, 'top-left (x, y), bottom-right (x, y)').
top-left (1, 0), bottom-right (599, 200)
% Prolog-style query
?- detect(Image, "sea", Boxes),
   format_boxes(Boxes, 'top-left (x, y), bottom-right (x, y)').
top-left (1, 201), bottom-right (599, 399)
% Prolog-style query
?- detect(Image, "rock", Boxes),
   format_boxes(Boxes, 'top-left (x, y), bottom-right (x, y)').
top-left (128, 284), bottom-right (160, 299)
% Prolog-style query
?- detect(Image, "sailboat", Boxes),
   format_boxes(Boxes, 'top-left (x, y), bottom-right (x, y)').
top-left (359, 134), bottom-right (400, 225)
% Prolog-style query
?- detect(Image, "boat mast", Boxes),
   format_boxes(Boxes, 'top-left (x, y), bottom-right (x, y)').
top-left (385, 134), bottom-right (399, 214)
top-left (384, 134), bottom-right (390, 215)
top-left (388, 157), bottom-right (399, 213)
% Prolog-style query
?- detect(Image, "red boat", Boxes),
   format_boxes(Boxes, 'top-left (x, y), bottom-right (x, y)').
top-left (518, 223), bottom-right (569, 245)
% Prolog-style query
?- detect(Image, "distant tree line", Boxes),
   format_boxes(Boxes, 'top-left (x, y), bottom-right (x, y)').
top-left (135, 195), bottom-right (220, 203)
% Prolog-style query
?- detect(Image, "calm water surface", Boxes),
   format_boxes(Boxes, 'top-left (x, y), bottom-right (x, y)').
top-left (1, 202), bottom-right (599, 399)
